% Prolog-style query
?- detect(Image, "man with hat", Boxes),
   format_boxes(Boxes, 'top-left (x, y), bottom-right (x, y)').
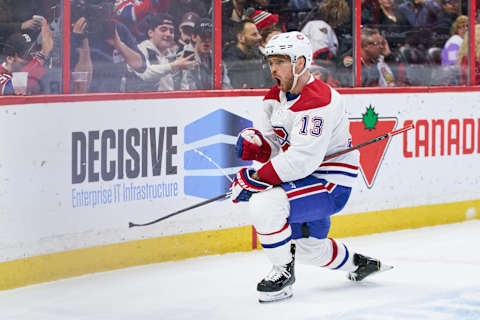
top-left (131, 13), bottom-right (197, 91)
top-left (0, 18), bottom-right (53, 95)
top-left (247, 8), bottom-right (279, 30)
top-left (180, 18), bottom-right (232, 90)
top-left (177, 11), bottom-right (200, 53)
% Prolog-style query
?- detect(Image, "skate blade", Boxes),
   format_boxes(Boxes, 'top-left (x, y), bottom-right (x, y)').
top-left (380, 264), bottom-right (394, 272)
top-left (258, 285), bottom-right (293, 303)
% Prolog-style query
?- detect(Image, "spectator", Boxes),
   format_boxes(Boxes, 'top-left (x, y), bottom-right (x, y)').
top-left (177, 11), bottom-right (200, 53)
top-left (251, 0), bottom-right (270, 8)
top-left (223, 19), bottom-right (272, 88)
top-left (180, 18), bottom-right (232, 90)
top-left (337, 28), bottom-right (395, 86)
top-left (441, 15), bottom-right (467, 66)
top-left (0, 0), bottom-right (42, 50)
top-left (131, 13), bottom-right (196, 91)
top-left (317, 0), bottom-right (351, 29)
top-left (376, 36), bottom-right (396, 86)
top-left (374, 0), bottom-right (410, 51)
top-left (71, 17), bottom-right (93, 93)
top-left (168, 0), bottom-right (208, 28)
top-left (71, 1), bottom-right (147, 93)
top-left (223, 0), bottom-right (249, 24)
top-left (115, 0), bottom-right (169, 22)
top-left (259, 25), bottom-right (282, 55)
top-left (246, 7), bottom-right (280, 31)
top-left (114, 0), bottom-right (169, 41)
top-left (0, 19), bottom-right (53, 95)
top-left (286, 0), bottom-right (313, 30)
top-left (310, 64), bottom-right (329, 82)
top-left (288, 0), bottom-right (312, 11)
top-left (296, 0), bottom-right (351, 32)
top-left (436, 0), bottom-right (461, 32)
top-left (362, 0), bottom-right (380, 26)
top-left (458, 24), bottom-right (480, 85)
top-left (398, 0), bottom-right (442, 28)
top-left (301, 20), bottom-right (338, 59)
top-left (310, 64), bottom-right (339, 86)
top-left (221, 0), bottom-right (249, 45)
top-left (431, 0), bottom-right (462, 47)
top-left (301, 20), bottom-right (338, 84)
top-left (317, 0), bottom-right (352, 58)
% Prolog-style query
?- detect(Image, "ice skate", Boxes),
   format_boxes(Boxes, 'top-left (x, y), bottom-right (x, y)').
top-left (257, 244), bottom-right (295, 303)
top-left (347, 253), bottom-right (393, 281)
top-left (257, 260), bottom-right (295, 303)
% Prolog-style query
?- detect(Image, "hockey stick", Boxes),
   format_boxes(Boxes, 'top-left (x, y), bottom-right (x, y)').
top-left (128, 123), bottom-right (414, 228)
top-left (128, 193), bottom-right (228, 228)
top-left (324, 123), bottom-right (414, 161)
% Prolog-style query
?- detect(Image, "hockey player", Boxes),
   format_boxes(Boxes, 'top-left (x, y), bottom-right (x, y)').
top-left (230, 31), bottom-right (392, 303)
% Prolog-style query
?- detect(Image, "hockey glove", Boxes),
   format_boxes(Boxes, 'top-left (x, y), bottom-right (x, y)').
top-left (234, 128), bottom-right (271, 163)
top-left (229, 168), bottom-right (272, 203)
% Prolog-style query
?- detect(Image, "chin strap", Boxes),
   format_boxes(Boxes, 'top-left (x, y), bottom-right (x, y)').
top-left (289, 61), bottom-right (308, 92)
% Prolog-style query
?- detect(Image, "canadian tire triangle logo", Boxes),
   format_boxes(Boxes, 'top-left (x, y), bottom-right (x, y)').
top-left (349, 106), bottom-right (397, 188)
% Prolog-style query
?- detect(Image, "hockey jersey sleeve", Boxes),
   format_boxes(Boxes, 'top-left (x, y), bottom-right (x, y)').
top-left (257, 89), bottom-right (345, 185)
top-left (257, 99), bottom-right (281, 159)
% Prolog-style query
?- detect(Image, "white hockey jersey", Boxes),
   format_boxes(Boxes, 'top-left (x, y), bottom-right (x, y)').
top-left (256, 76), bottom-right (359, 187)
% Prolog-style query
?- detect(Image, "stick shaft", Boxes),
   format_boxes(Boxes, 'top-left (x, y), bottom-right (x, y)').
top-left (129, 124), bottom-right (414, 227)
top-left (324, 124), bottom-right (413, 161)
top-left (129, 193), bottom-right (228, 227)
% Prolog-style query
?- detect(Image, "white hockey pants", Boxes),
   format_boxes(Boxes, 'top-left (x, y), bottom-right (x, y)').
top-left (249, 186), bottom-right (356, 272)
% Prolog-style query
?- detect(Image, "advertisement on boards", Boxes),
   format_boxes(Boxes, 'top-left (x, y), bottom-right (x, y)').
top-left (0, 91), bottom-right (479, 260)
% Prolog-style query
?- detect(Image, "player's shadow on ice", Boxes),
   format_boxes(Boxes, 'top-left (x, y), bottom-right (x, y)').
top-left (295, 274), bottom-right (394, 301)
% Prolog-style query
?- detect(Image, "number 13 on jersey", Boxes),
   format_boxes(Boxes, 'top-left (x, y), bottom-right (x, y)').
top-left (299, 115), bottom-right (324, 136)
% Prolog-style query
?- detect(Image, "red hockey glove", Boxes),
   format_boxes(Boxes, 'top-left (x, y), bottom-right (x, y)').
top-left (234, 128), bottom-right (271, 163)
top-left (229, 168), bottom-right (272, 202)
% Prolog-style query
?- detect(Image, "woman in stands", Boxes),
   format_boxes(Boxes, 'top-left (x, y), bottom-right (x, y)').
top-left (441, 15), bottom-right (468, 66)
top-left (457, 24), bottom-right (480, 85)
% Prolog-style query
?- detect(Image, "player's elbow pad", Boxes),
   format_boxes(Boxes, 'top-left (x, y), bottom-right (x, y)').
top-left (234, 128), bottom-right (271, 163)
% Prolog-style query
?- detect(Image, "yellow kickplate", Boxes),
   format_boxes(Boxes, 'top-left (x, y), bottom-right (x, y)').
top-left (0, 226), bottom-right (253, 291)
top-left (1, 199), bottom-right (478, 290)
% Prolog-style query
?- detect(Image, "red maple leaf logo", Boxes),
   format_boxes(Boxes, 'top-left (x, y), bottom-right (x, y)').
top-left (349, 117), bottom-right (398, 188)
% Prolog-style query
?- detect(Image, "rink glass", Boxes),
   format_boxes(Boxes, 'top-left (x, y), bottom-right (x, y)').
top-left (2, 0), bottom-right (479, 95)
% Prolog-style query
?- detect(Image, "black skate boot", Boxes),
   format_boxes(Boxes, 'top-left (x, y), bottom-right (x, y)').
top-left (348, 253), bottom-right (393, 282)
top-left (257, 244), bottom-right (295, 303)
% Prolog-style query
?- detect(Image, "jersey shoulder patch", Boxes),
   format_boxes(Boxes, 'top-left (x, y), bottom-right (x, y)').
top-left (263, 85), bottom-right (280, 102)
top-left (290, 79), bottom-right (332, 112)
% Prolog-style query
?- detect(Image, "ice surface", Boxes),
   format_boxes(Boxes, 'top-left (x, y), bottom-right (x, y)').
top-left (1, 220), bottom-right (479, 320)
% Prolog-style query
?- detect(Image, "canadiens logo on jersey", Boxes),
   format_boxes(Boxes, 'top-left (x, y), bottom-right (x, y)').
top-left (349, 106), bottom-right (397, 188)
top-left (273, 126), bottom-right (290, 151)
